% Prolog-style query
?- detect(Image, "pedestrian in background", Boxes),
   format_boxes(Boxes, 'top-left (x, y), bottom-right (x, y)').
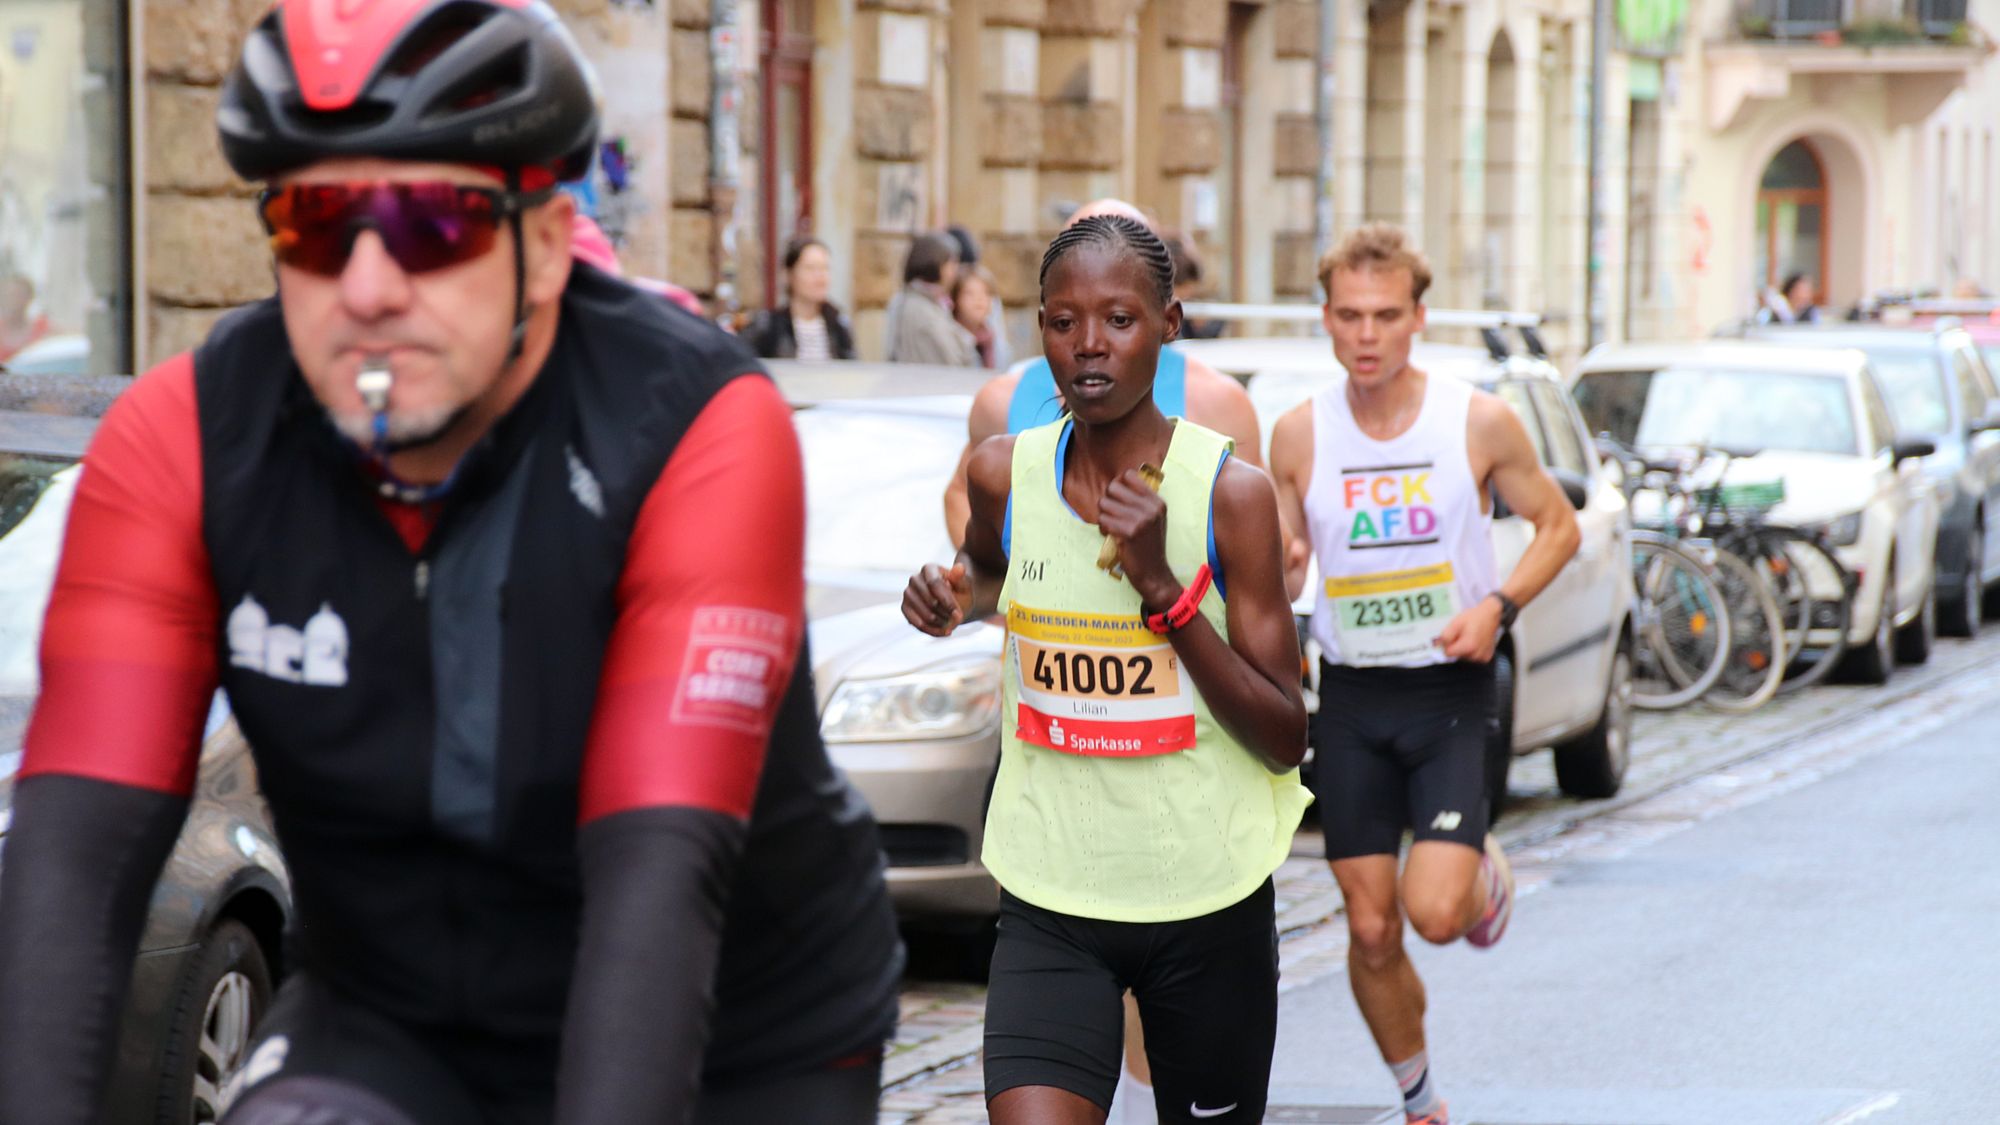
top-left (888, 231), bottom-right (974, 365)
top-left (1756, 272), bottom-right (1821, 324)
top-left (746, 236), bottom-right (858, 362)
top-left (948, 224), bottom-right (1012, 367)
top-left (952, 265), bottom-right (1001, 368)
top-left (1166, 234), bottom-right (1225, 340)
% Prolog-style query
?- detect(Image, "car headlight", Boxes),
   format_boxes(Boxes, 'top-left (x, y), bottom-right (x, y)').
top-left (820, 658), bottom-right (1002, 743)
top-left (1808, 511), bottom-right (1864, 547)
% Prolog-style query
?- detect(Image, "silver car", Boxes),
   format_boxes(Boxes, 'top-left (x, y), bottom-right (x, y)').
top-left (780, 363), bottom-right (1005, 921)
top-left (0, 375), bottom-right (291, 1123)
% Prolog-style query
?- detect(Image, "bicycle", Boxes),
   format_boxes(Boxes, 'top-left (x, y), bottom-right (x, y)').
top-left (1600, 437), bottom-right (1788, 712)
top-left (1599, 438), bottom-right (1735, 709)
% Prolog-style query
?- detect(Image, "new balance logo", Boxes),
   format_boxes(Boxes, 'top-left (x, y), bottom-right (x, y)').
top-left (566, 444), bottom-right (605, 518)
top-left (1431, 810), bottom-right (1463, 831)
top-left (228, 596), bottom-right (349, 687)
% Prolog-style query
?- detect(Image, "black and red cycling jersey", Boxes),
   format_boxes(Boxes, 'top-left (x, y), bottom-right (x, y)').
top-left (0, 263), bottom-right (901, 1122)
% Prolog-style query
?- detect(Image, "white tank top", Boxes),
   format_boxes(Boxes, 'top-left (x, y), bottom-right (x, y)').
top-left (1305, 371), bottom-right (1498, 668)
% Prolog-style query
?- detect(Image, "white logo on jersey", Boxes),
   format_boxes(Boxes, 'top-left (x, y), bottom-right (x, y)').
top-left (228, 596), bottom-right (349, 686)
top-left (1431, 810), bottom-right (1463, 831)
top-left (566, 444), bottom-right (605, 518)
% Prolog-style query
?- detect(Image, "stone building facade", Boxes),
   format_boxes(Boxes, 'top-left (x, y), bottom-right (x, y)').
top-left (9, 0), bottom-right (2000, 374)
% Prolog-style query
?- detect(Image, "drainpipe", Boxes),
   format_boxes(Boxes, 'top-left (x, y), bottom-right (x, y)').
top-left (1584, 0), bottom-right (1610, 348)
top-left (1314, 0), bottom-right (1338, 253)
top-left (709, 0), bottom-right (743, 316)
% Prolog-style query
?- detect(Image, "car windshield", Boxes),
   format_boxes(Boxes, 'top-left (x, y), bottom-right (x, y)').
top-left (1573, 367), bottom-right (1859, 456)
top-left (795, 398), bottom-right (965, 616)
top-left (0, 456), bottom-right (78, 770)
top-left (1860, 347), bottom-right (1952, 437)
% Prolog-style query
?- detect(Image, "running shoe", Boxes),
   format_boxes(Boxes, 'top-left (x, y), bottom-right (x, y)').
top-left (1406, 1105), bottom-right (1449, 1125)
top-left (1465, 834), bottom-right (1513, 949)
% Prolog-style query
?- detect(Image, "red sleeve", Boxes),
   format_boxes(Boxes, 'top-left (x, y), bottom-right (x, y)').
top-left (21, 355), bottom-right (217, 797)
top-left (577, 376), bottom-right (806, 824)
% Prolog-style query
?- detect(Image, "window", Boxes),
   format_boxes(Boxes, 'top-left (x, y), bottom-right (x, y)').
top-left (1753, 139), bottom-right (1827, 299)
top-left (1951, 347), bottom-right (1991, 428)
top-left (1490, 381), bottom-right (1548, 464)
top-left (1530, 382), bottom-right (1591, 477)
top-left (0, 1), bottom-right (130, 375)
top-left (1863, 347), bottom-right (1951, 438)
top-left (1573, 367), bottom-right (1860, 458)
top-left (1858, 371), bottom-right (1897, 456)
top-left (0, 6), bottom-right (128, 373)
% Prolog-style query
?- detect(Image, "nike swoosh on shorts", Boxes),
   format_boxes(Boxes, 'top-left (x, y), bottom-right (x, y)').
top-left (1189, 1102), bottom-right (1239, 1118)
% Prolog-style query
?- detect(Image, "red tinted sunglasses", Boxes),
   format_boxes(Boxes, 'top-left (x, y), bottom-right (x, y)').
top-left (258, 182), bottom-right (544, 277)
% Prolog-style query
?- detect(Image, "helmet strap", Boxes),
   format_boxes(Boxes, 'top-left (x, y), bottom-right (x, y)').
top-left (506, 168), bottom-right (530, 363)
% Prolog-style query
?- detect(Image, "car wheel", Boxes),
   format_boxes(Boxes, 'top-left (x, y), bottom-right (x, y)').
top-left (1841, 562), bottom-right (1896, 685)
top-left (1940, 529), bottom-right (1982, 638)
top-left (156, 919), bottom-right (273, 1125)
top-left (1894, 580), bottom-right (1935, 665)
top-left (1483, 647), bottom-right (1515, 827)
top-left (1554, 641), bottom-right (1633, 800)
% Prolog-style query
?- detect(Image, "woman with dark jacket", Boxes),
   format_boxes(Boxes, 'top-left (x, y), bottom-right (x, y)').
top-left (747, 237), bottom-right (858, 361)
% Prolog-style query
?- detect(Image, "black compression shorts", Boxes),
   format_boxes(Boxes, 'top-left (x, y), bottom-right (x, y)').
top-left (982, 880), bottom-right (1277, 1123)
top-left (1310, 659), bottom-right (1495, 859)
top-left (223, 975), bottom-right (884, 1125)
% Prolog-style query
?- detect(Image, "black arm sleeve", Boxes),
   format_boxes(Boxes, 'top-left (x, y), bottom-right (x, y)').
top-left (0, 774), bottom-right (190, 1124)
top-left (553, 805), bottom-right (747, 1125)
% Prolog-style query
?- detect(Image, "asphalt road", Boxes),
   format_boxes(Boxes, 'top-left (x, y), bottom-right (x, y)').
top-left (1264, 699), bottom-right (2000, 1124)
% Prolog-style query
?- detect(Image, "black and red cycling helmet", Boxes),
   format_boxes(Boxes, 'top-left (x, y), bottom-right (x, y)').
top-left (218, 0), bottom-right (601, 182)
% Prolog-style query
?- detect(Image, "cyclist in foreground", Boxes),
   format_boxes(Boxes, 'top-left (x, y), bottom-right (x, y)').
top-left (905, 215), bottom-right (1311, 1124)
top-left (0, 2), bottom-right (899, 1122)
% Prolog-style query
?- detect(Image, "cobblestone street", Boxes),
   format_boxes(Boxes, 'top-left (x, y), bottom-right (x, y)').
top-left (879, 626), bottom-right (2000, 1122)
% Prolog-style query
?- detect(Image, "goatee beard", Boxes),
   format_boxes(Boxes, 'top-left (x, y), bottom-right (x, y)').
top-left (328, 404), bottom-right (469, 452)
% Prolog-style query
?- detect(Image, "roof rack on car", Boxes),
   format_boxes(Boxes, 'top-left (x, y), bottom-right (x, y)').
top-left (1181, 302), bottom-right (1547, 361)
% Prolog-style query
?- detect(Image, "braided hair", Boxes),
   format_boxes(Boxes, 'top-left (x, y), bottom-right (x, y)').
top-left (1038, 215), bottom-right (1176, 310)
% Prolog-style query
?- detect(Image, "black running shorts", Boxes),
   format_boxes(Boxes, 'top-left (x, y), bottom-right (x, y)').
top-left (1310, 659), bottom-right (1495, 860)
top-left (982, 880), bottom-right (1277, 1123)
top-left (223, 975), bottom-right (882, 1125)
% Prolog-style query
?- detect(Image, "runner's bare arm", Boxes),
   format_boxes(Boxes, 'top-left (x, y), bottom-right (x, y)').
top-left (943, 373), bottom-right (1019, 548)
top-left (1437, 392), bottom-right (1580, 662)
top-left (909, 434), bottom-right (1014, 635)
top-left (1267, 401), bottom-right (1315, 602)
top-left (1184, 357), bottom-right (1264, 467)
top-left (1098, 460), bottom-right (1306, 772)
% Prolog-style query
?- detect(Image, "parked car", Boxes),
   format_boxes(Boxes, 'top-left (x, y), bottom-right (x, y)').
top-left (1732, 322), bottom-right (2000, 636)
top-left (0, 379), bottom-right (291, 1124)
top-left (1173, 334), bottom-right (1636, 816)
top-left (777, 362), bottom-right (1005, 922)
top-left (1571, 341), bottom-right (1941, 683)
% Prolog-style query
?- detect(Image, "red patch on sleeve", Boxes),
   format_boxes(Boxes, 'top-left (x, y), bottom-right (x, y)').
top-left (669, 607), bottom-right (793, 735)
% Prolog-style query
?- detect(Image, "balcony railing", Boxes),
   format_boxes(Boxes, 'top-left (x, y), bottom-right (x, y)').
top-left (1916, 0), bottom-right (1969, 36)
top-left (1746, 0), bottom-right (1844, 38)
top-left (1741, 0), bottom-right (1969, 40)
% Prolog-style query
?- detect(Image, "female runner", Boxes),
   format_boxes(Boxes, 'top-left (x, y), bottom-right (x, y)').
top-left (903, 215), bottom-right (1311, 1125)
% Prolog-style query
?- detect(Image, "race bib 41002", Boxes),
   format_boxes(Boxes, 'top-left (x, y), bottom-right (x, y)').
top-left (1007, 603), bottom-right (1197, 757)
top-left (1325, 561), bottom-right (1458, 667)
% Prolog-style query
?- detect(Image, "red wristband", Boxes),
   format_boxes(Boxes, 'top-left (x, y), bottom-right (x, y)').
top-left (1145, 564), bottom-right (1213, 635)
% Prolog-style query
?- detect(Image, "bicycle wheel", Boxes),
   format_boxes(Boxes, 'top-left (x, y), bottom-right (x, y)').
top-left (1702, 545), bottom-right (1787, 713)
top-left (1753, 528), bottom-right (1854, 694)
top-left (1628, 531), bottom-right (1731, 710)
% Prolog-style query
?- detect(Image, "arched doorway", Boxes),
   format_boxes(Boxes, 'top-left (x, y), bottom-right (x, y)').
top-left (1753, 139), bottom-right (1829, 300)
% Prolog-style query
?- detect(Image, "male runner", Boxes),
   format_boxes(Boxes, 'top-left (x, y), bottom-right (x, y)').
top-left (942, 199), bottom-right (1263, 547)
top-left (1268, 224), bottom-right (1579, 1125)
top-left (0, 3), bottom-right (900, 1123)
